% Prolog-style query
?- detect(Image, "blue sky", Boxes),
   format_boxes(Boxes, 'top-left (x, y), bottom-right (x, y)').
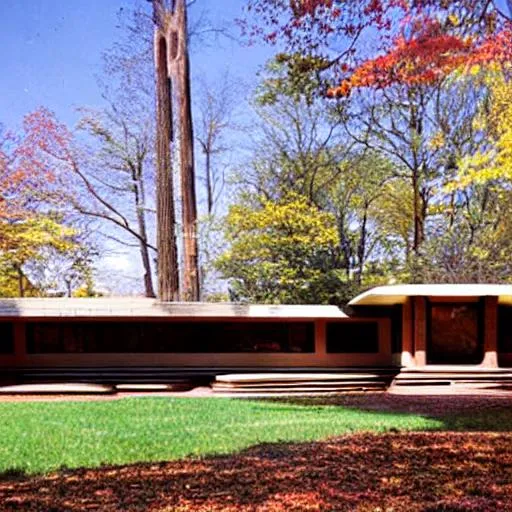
top-left (0, 0), bottom-right (272, 128)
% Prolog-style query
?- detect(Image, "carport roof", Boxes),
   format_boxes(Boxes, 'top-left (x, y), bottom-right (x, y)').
top-left (349, 284), bottom-right (512, 306)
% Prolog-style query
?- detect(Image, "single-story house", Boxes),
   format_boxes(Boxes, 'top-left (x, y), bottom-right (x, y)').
top-left (1, 284), bottom-right (512, 390)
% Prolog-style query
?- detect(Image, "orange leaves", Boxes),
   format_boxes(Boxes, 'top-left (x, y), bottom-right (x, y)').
top-left (329, 19), bottom-right (474, 96)
top-left (328, 17), bottom-right (512, 97)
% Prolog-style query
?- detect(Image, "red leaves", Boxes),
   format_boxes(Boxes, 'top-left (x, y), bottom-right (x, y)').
top-left (470, 26), bottom-right (512, 65)
top-left (329, 17), bottom-right (512, 97)
top-left (0, 108), bottom-right (74, 222)
top-left (329, 18), bottom-right (473, 96)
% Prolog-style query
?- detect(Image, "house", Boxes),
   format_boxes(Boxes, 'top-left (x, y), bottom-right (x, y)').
top-left (1, 284), bottom-right (511, 392)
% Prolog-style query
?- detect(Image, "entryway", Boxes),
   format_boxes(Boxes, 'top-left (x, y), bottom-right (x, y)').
top-left (426, 300), bottom-right (484, 365)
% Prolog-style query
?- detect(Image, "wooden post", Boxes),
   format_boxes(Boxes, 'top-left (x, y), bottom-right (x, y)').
top-left (315, 320), bottom-right (327, 359)
top-left (414, 296), bottom-right (427, 366)
top-left (482, 296), bottom-right (499, 368)
top-left (401, 298), bottom-right (415, 367)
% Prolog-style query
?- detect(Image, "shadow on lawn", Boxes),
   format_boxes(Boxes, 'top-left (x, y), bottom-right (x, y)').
top-left (0, 431), bottom-right (511, 511)
top-left (260, 393), bottom-right (512, 432)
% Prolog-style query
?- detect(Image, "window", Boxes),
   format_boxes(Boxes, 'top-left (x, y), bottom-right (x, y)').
top-left (498, 306), bottom-right (512, 353)
top-left (0, 323), bottom-right (14, 354)
top-left (326, 322), bottom-right (379, 353)
top-left (26, 321), bottom-right (315, 354)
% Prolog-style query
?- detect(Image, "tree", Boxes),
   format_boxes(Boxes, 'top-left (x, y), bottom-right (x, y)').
top-left (151, 0), bottom-right (181, 301)
top-left (150, 0), bottom-right (199, 301)
top-left (16, 107), bottom-right (159, 297)
top-left (0, 116), bottom-right (94, 297)
top-left (323, 151), bottom-right (396, 285)
top-left (456, 71), bottom-right (512, 186)
top-left (76, 106), bottom-right (157, 297)
top-left (230, 65), bottom-right (407, 292)
top-left (234, 61), bottom-right (348, 205)
top-left (216, 193), bottom-right (349, 304)
top-left (0, 216), bottom-right (76, 297)
top-left (195, 74), bottom-right (240, 216)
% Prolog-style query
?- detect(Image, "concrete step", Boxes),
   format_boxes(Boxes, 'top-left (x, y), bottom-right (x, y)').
top-left (115, 383), bottom-right (193, 392)
top-left (213, 385), bottom-right (385, 394)
top-left (215, 373), bottom-right (385, 383)
top-left (212, 372), bottom-right (389, 394)
top-left (213, 380), bottom-right (385, 389)
top-left (0, 383), bottom-right (115, 394)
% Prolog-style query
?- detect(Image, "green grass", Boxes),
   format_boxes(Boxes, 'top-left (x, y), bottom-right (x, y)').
top-left (0, 397), bottom-right (441, 475)
top-left (1, 397), bottom-right (511, 475)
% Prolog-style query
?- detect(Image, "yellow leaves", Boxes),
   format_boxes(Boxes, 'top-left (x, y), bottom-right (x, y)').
top-left (447, 13), bottom-right (459, 27)
top-left (428, 131), bottom-right (445, 150)
top-left (216, 193), bottom-right (340, 303)
top-left (447, 73), bottom-right (512, 191)
top-left (468, 64), bottom-right (481, 76)
top-left (0, 216), bottom-right (77, 267)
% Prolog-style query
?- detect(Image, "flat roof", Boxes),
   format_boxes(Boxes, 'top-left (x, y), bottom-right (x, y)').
top-left (349, 284), bottom-right (512, 306)
top-left (0, 298), bottom-right (348, 319)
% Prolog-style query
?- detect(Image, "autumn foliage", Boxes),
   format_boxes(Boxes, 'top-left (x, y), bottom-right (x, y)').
top-left (0, 108), bottom-right (63, 220)
top-left (328, 20), bottom-right (512, 96)
top-left (0, 109), bottom-right (78, 296)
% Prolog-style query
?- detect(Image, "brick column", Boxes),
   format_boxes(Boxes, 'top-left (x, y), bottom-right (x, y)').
top-left (401, 298), bottom-right (414, 367)
top-left (414, 297), bottom-right (427, 367)
top-left (481, 296), bottom-right (499, 368)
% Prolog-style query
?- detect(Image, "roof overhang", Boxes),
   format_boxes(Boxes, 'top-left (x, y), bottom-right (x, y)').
top-left (0, 298), bottom-right (348, 319)
top-left (349, 284), bottom-right (512, 307)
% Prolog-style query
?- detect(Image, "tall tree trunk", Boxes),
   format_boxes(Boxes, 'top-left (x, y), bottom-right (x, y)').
top-left (154, 29), bottom-right (180, 301)
top-left (169, 0), bottom-right (200, 301)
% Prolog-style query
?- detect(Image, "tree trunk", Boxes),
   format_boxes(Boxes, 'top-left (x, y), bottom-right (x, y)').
top-left (412, 167), bottom-right (424, 255)
top-left (168, 0), bottom-right (200, 301)
top-left (356, 209), bottom-right (368, 286)
top-left (17, 266), bottom-right (24, 298)
top-left (205, 147), bottom-right (213, 215)
top-left (132, 161), bottom-right (156, 298)
top-left (136, 199), bottom-right (156, 298)
top-left (154, 30), bottom-right (180, 301)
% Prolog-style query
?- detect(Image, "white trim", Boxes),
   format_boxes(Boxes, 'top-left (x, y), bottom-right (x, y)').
top-left (349, 284), bottom-right (512, 306)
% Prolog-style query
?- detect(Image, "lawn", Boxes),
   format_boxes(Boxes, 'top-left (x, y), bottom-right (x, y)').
top-left (1, 395), bottom-right (512, 511)
top-left (0, 396), bottom-right (442, 475)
